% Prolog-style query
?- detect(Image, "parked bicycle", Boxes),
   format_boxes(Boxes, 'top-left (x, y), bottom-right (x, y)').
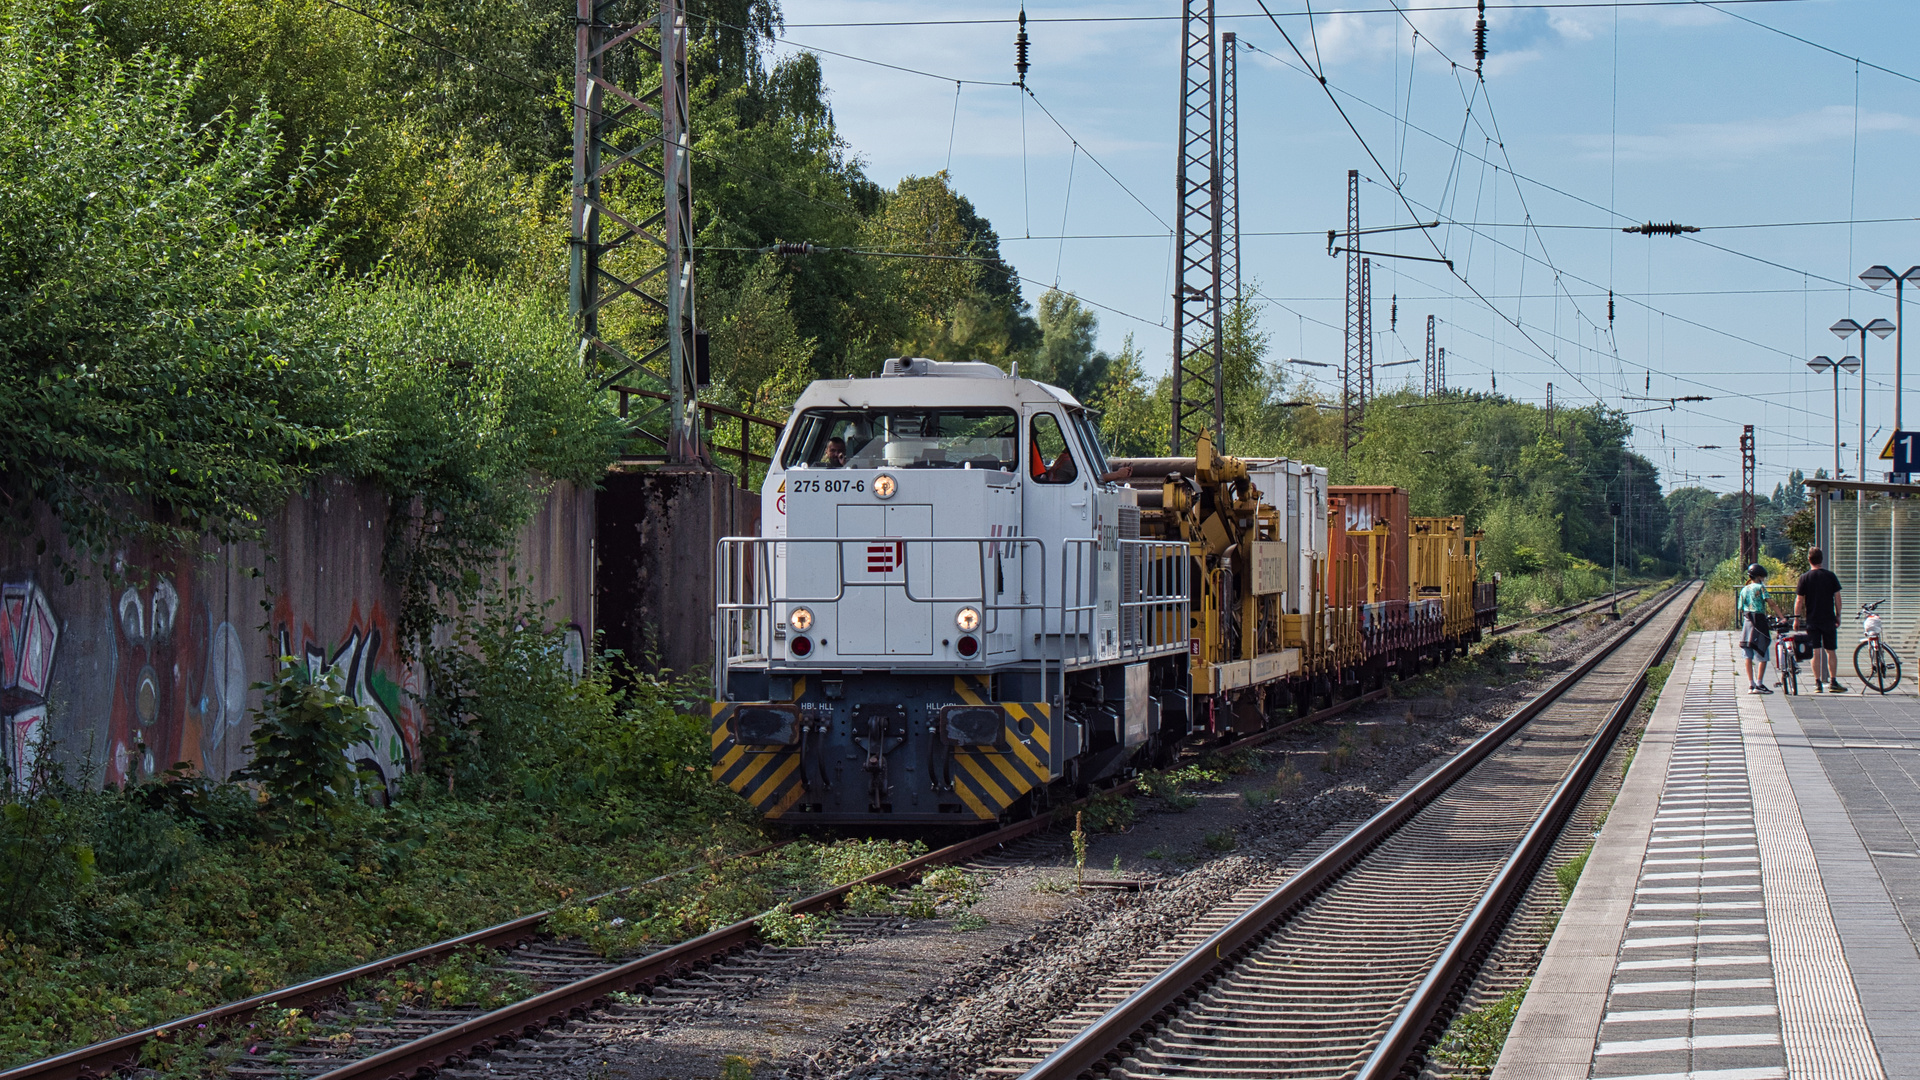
top-left (1773, 614), bottom-right (1810, 695)
top-left (1854, 599), bottom-right (1903, 695)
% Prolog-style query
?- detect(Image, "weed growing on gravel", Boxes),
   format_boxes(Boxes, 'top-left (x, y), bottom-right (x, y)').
top-left (1080, 791), bottom-right (1136, 832)
top-left (719, 1054), bottom-right (758, 1080)
top-left (1202, 831), bottom-right (1236, 852)
top-left (1556, 847), bottom-right (1592, 902)
top-left (1643, 661), bottom-right (1674, 705)
top-left (1273, 763), bottom-right (1304, 794)
top-left (899, 867), bottom-right (981, 918)
top-left (1072, 813), bottom-right (1089, 887)
top-left (1320, 745), bottom-right (1354, 773)
top-left (842, 882), bottom-right (896, 916)
top-left (1143, 847), bottom-right (1168, 860)
top-left (950, 912), bottom-right (990, 932)
top-left (1199, 750), bottom-right (1255, 776)
top-left (362, 949), bottom-right (534, 1012)
top-left (1137, 764), bottom-right (1223, 811)
top-left (757, 905), bottom-right (832, 947)
top-left (1241, 787), bottom-right (1273, 808)
top-left (1434, 981), bottom-right (1528, 1075)
top-left (1032, 876), bottom-right (1074, 894)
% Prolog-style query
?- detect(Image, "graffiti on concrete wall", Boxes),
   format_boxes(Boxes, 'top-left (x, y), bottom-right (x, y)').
top-left (1, 581), bottom-right (58, 780)
top-left (277, 598), bottom-right (420, 788)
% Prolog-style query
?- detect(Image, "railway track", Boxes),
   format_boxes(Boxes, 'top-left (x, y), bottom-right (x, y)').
top-left (5, 598), bottom-right (1643, 1080)
top-left (993, 580), bottom-right (1697, 1080)
top-left (0, 671), bottom-right (1400, 1080)
top-left (1489, 585), bottom-right (1642, 636)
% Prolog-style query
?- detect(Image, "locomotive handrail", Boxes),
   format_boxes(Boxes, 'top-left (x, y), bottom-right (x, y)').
top-left (713, 534), bottom-right (1192, 707)
top-left (713, 535), bottom-right (1053, 702)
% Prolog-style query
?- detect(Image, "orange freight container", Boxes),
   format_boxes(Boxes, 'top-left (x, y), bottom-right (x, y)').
top-left (1329, 485), bottom-right (1409, 604)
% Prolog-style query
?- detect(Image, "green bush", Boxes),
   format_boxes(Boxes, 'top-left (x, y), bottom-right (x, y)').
top-left (233, 664), bottom-right (375, 826)
top-left (422, 581), bottom-right (707, 806)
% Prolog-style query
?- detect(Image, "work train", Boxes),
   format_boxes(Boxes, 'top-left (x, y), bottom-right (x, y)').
top-left (709, 359), bottom-right (1499, 824)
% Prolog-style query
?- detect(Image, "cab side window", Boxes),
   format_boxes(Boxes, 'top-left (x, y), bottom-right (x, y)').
top-left (1029, 413), bottom-right (1078, 484)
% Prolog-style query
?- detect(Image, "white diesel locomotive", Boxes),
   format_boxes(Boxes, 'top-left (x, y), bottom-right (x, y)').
top-left (711, 358), bottom-right (1191, 823)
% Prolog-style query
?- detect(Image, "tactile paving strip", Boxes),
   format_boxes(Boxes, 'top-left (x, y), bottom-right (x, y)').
top-left (1740, 636), bottom-right (1885, 1080)
top-left (1592, 633), bottom-right (1787, 1080)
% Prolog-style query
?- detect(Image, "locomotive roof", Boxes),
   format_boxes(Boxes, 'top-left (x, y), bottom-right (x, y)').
top-left (789, 357), bottom-right (1083, 411)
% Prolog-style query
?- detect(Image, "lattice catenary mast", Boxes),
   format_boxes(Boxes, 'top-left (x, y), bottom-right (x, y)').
top-left (1359, 257), bottom-right (1373, 418)
top-left (1220, 32), bottom-right (1240, 306)
top-left (1342, 169), bottom-right (1361, 451)
top-left (1740, 424), bottom-right (1758, 567)
top-left (1424, 315), bottom-right (1437, 396)
top-left (571, 0), bottom-right (703, 461)
top-left (1170, 0), bottom-right (1224, 454)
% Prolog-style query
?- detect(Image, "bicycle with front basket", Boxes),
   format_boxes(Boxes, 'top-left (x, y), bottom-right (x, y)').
top-left (1854, 598), bottom-right (1903, 695)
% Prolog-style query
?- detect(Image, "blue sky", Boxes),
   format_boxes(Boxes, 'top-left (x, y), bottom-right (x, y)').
top-left (770, 1), bottom-right (1920, 496)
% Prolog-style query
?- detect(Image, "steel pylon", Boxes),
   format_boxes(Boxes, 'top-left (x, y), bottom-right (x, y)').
top-left (1171, 0), bottom-right (1224, 455)
top-left (1220, 31), bottom-right (1240, 307)
top-left (570, 0), bottom-right (702, 461)
top-left (1424, 315), bottom-right (1436, 397)
top-left (1342, 170), bottom-right (1361, 452)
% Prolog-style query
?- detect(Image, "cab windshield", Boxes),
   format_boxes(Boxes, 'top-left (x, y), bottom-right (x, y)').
top-left (782, 407), bottom-right (1019, 470)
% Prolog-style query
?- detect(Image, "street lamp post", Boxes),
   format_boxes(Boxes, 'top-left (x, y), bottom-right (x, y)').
top-left (1808, 355), bottom-right (1856, 481)
top-left (1860, 266), bottom-right (1920, 473)
top-left (1832, 318), bottom-right (1897, 481)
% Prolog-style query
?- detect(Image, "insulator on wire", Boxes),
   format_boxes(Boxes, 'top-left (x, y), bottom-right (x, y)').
top-left (1015, 7), bottom-right (1030, 88)
top-left (1623, 221), bottom-right (1699, 235)
top-left (1390, 294), bottom-right (1398, 332)
top-left (1473, 0), bottom-right (1487, 77)
top-left (1608, 290), bottom-right (1615, 324)
top-left (773, 242), bottom-right (818, 256)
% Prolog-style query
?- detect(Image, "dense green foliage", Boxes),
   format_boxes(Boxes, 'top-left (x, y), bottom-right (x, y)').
top-left (0, 10), bottom-right (624, 636)
top-left (0, 625), bottom-right (762, 1067)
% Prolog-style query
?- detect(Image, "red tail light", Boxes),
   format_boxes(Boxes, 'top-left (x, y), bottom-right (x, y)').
top-left (956, 635), bottom-right (979, 657)
top-left (790, 635), bottom-right (813, 657)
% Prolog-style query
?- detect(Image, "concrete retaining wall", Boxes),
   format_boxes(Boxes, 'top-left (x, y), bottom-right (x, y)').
top-left (595, 465), bottom-right (757, 680)
top-left (1, 479), bottom-right (593, 788)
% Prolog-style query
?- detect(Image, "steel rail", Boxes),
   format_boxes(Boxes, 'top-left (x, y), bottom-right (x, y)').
top-left (0, 845), bottom-right (782, 1080)
top-left (310, 814), bottom-right (1076, 1079)
top-left (1490, 585), bottom-right (1643, 636)
top-left (1357, 579), bottom-right (1695, 1079)
top-left (1015, 580), bottom-right (1694, 1080)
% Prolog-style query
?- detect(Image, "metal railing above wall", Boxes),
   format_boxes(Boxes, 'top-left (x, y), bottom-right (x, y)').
top-left (612, 385), bottom-right (785, 487)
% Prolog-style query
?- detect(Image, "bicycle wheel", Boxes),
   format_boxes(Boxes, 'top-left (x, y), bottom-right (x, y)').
top-left (1856, 640), bottom-right (1903, 694)
top-left (1783, 660), bottom-right (1797, 695)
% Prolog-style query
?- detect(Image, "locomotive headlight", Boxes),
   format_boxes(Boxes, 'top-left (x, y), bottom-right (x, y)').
top-left (955, 606), bottom-right (981, 632)
top-left (873, 473), bottom-right (897, 499)
top-left (789, 606), bottom-right (814, 632)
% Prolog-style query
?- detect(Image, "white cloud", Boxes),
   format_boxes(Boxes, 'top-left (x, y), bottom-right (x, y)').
top-left (1570, 105), bottom-right (1920, 164)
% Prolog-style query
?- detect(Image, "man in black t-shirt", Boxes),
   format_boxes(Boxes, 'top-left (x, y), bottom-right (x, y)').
top-left (1796, 546), bottom-right (1846, 692)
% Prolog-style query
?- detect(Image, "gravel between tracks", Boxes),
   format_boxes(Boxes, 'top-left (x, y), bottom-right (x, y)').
top-left (543, 592), bottom-right (1663, 1080)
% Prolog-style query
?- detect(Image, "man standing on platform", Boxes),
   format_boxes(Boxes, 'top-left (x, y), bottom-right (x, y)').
top-left (1796, 547), bottom-right (1847, 693)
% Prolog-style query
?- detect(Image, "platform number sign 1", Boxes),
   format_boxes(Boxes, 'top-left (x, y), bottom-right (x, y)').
top-left (1894, 431), bottom-right (1920, 476)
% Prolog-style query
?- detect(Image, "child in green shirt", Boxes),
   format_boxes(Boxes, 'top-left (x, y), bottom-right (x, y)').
top-left (1738, 565), bottom-right (1773, 693)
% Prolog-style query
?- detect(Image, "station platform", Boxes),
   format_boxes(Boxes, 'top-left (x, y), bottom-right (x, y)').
top-left (1495, 630), bottom-right (1920, 1080)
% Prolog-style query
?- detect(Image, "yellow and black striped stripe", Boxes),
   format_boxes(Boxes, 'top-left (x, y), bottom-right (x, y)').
top-left (950, 675), bottom-right (1052, 820)
top-left (711, 695), bottom-right (805, 818)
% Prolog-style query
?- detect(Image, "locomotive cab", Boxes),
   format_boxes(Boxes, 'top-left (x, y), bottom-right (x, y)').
top-left (712, 358), bottom-right (1192, 823)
